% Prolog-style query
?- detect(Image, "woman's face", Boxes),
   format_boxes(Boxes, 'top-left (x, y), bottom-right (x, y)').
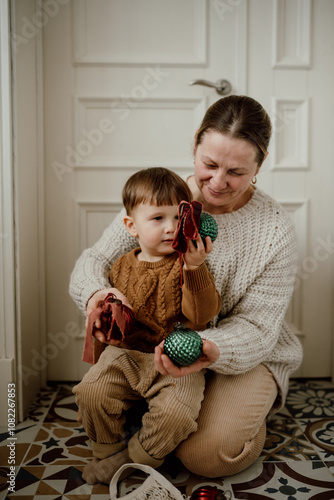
top-left (194, 131), bottom-right (261, 214)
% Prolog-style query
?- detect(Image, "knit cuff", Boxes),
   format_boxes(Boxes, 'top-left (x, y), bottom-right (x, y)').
top-left (128, 432), bottom-right (165, 468)
top-left (92, 440), bottom-right (126, 459)
top-left (81, 280), bottom-right (111, 313)
top-left (183, 263), bottom-right (213, 292)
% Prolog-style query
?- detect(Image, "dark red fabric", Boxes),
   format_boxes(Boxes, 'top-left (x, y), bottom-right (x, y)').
top-left (172, 200), bottom-right (202, 253)
top-left (172, 200), bottom-right (203, 285)
top-left (83, 293), bottom-right (134, 364)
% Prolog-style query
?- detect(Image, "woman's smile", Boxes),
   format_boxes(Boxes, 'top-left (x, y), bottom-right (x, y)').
top-left (208, 186), bottom-right (231, 196)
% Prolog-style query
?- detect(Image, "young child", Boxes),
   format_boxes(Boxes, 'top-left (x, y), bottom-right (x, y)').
top-left (73, 167), bottom-right (221, 485)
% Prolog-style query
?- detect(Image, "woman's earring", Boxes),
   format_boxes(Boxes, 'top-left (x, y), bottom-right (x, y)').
top-left (252, 176), bottom-right (257, 185)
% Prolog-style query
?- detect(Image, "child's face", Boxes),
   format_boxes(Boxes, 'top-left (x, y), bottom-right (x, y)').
top-left (124, 202), bottom-right (179, 261)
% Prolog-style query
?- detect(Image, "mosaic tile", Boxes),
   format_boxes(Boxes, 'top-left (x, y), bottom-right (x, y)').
top-left (285, 384), bottom-right (334, 419)
top-left (1, 465), bottom-right (110, 499)
top-left (325, 461), bottom-right (334, 475)
top-left (0, 466), bottom-right (17, 499)
top-left (25, 387), bottom-right (57, 424)
top-left (44, 385), bottom-right (78, 424)
top-left (262, 415), bottom-right (321, 462)
top-left (297, 379), bottom-right (334, 390)
top-left (0, 443), bottom-right (30, 469)
top-left (0, 426), bottom-right (37, 448)
top-left (2, 379), bottom-right (334, 499)
top-left (226, 459), bottom-right (334, 499)
top-left (296, 418), bottom-right (334, 463)
top-left (23, 422), bottom-right (92, 466)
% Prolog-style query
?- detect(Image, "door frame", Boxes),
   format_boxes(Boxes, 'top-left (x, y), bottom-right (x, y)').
top-left (0, 0), bottom-right (17, 427)
top-left (0, 0), bottom-right (47, 426)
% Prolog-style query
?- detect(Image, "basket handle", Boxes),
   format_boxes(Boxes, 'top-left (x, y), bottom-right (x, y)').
top-left (109, 463), bottom-right (184, 499)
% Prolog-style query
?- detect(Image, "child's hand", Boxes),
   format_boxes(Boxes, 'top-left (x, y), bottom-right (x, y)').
top-left (183, 233), bottom-right (213, 271)
top-left (86, 287), bottom-right (132, 340)
top-left (94, 330), bottom-right (122, 346)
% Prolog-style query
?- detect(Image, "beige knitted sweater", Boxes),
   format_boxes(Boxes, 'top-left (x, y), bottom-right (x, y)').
top-left (69, 188), bottom-right (303, 410)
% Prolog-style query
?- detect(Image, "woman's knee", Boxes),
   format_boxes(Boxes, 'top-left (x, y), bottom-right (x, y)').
top-left (176, 420), bottom-right (267, 477)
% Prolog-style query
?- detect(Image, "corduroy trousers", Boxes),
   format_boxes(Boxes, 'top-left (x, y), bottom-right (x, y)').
top-left (176, 363), bottom-right (278, 477)
top-left (73, 346), bottom-right (206, 465)
top-left (74, 346), bottom-right (278, 477)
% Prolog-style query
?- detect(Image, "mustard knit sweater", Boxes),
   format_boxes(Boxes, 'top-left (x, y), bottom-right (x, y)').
top-left (108, 249), bottom-right (222, 352)
top-left (69, 188), bottom-right (303, 411)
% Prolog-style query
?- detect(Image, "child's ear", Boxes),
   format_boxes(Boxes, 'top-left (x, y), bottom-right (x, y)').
top-left (123, 215), bottom-right (138, 238)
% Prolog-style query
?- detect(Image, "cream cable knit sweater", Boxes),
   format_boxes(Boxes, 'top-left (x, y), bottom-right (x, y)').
top-left (69, 188), bottom-right (303, 410)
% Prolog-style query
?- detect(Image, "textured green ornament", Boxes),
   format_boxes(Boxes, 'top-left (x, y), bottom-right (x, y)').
top-left (164, 323), bottom-right (203, 366)
top-left (199, 212), bottom-right (218, 243)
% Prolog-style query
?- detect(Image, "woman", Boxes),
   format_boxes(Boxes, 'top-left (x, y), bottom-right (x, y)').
top-left (69, 95), bottom-right (303, 479)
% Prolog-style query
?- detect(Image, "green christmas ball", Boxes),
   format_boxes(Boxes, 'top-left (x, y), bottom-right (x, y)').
top-left (164, 323), bottom-right (203, 366)
top-left (199, 212), bottom-right (218, 243)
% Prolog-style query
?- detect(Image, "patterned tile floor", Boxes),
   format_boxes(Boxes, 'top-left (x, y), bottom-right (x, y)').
top-left (1, 379), bottom-right (334, 499)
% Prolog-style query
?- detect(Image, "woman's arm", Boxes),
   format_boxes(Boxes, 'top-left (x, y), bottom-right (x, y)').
top-left (69, 209), bottom-right (137, 314)
top-left (199, 218), bottom-right (299, 375)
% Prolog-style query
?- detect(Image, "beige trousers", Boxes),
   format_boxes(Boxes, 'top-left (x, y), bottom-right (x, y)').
top-left (176, 364), bottom-right (278, 477)
top-left (73, 346), bottom-right (205, 464)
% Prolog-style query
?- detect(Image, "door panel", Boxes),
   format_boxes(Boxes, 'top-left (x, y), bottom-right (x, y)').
top-left (43, 0), bottom-right (333, 380)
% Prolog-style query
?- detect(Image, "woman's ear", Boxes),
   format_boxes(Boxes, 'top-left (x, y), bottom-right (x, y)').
top-left (123, 215), bottom-right (138, 238)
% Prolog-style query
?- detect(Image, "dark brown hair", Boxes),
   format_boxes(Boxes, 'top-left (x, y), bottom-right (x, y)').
top-left (195, 95), bottom-right (272, 165)
top-left (122, 167), bottom-right (192, 214)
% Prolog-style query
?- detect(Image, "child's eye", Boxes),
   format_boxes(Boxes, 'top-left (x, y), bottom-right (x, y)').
top-left (153, 216), bottom-right (162, 220)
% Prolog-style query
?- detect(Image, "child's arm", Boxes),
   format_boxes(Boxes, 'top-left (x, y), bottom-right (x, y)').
top-left (181, 233), bottom-right (222, 325)
top-left (181, 265), bottom-right (222, 325)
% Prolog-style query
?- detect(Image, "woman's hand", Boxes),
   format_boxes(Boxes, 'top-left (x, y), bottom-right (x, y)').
top-left (183, 233), bottom-right (213, 271)
top-left (86, 287), bottom-right (132, 342)
top-left (154, 339), bottom-right (220, 378)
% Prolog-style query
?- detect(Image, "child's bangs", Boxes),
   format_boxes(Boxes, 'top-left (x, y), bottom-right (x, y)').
top-left (135, 180), bottom-right (188, 207)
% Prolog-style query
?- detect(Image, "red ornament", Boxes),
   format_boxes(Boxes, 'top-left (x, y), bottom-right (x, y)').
top-left (190, 486), bottom-right (228, 500)
top-left (83, 293), bottom-right (134, 364)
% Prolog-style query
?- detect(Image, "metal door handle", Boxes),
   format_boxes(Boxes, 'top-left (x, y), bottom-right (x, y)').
top-left (189, 78), bottom-right (232, 96)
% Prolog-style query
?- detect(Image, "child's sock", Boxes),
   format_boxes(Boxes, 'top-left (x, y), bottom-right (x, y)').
top-left (82, 448), bottom-right (133, 485)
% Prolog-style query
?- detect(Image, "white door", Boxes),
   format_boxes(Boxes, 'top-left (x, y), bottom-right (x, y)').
top-left (41, 0), bottom-right (334, 381)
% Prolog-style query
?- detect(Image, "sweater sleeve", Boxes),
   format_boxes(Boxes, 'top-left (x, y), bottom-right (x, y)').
top-left (181, 263), bottom-right (222, 325)
top-left (69, 209), bottom-right (137, 314)
top-left (199, 216), bottom-right (299, 375)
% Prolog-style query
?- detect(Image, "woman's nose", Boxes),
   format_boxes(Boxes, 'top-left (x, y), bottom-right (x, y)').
top-left (211, 170), bottom-right (227, 190)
